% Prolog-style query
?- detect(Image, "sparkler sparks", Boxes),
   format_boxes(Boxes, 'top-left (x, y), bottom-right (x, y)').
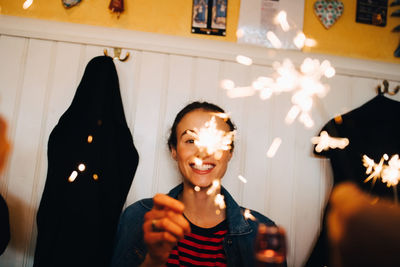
top-left (362, 154), bottom-right (400, 188)
top-left (222, 57), bottom-right (334, 128)
top-left (244, 209), bottom-right (256, 221)
top-left (193, 116), bottom-right (235, 160)
top-left (68, 163), bottom-right (87, 182)
top-left (214, 193), bottom-right (226, 210)
top-left (276, 11), bottom-right (290, 32)
top-left (207, 179), bottom-right (221, 195)
top-left (311, 131), bottom-right (349, 153)
top-left (267, 138), bottom-right (282, 158)
top-left (236, 55), bottom-right (253, 66)
top-left (68, 171), bottom-right (78, 182)
top-left (23, 0), bottom-right (33, 9)
top-left (224, 11), bottom-right (333, 129)
top-left (238, 175), bottom-right (248, 184)
top-left (194, 157), bottom-right (203, 166)
top-left (78, 163), bottom-right (86, 172)
top-left (266, 31), bottom-right (282, 49)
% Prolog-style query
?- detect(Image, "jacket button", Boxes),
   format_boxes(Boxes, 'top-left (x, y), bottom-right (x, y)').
top-left (227, 239), bottom-right (232, 245)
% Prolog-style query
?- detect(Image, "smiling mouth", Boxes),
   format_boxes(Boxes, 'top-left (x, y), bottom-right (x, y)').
top-left (190, 163), bottom-right (215, 171)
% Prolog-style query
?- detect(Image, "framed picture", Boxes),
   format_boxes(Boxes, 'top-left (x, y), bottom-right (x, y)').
top-left (356, 0), bottom-right (388, 27)
top-left (192, 0), bottom-right (227, 36)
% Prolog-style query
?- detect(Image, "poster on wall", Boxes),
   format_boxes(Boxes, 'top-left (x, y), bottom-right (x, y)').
top-left (356, 0), bottom-right (388, 27)
top-left (237, 0), bottom-right (305, 50)
top-left (192, 0), bottom-right (227, 36)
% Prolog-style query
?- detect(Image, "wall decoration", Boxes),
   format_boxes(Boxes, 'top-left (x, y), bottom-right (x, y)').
top-left (62, 0), bottom-right (82, 8)
top-left (191, 0), bottom-right (227, 36)
top-left (356, 0), bottom-right (388, 27)
top-left (314, 0), bottom-right (344, 29)
top-left (237, 0), bottom-right (305, 50)
top-left (109, 0), bottom-right (124, 18)
top-left (392, 0), bottom-right (400, 57)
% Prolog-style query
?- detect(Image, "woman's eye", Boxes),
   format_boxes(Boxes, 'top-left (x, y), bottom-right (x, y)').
top-left (185, 139), bottom-right (195, 144)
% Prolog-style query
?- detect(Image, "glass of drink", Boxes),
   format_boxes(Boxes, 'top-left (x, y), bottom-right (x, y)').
top-left (254, 224), bottom-right (287, 266)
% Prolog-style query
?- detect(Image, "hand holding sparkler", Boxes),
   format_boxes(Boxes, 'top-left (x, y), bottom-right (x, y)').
top-left (141, 194), bottom-right (190, 267)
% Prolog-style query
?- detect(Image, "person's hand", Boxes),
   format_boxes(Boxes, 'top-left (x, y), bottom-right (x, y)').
top-left (0, 116), bottom-right (11, 172)
top-left (327, 182), bottom-right (400, 267)
top-left (327, 182), bottom-right (368, 245)
top-left (141, 194), bottom-right (190, 266)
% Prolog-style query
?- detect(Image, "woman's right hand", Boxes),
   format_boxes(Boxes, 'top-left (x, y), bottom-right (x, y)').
top-left (141, 194), bottom-right (190, 266)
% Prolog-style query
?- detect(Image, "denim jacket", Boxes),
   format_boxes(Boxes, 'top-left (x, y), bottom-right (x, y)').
top-left (110, 183), bottom-right (276, 267)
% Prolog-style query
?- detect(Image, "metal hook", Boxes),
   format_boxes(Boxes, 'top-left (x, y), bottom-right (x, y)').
top-left (103, 48), bottom-right (130, 62)
top-left (377, 80), bottom-right (400, 95)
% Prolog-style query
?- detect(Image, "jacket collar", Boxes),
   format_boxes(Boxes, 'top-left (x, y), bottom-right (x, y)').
top-left (167, 183), bottom-right (252, 235)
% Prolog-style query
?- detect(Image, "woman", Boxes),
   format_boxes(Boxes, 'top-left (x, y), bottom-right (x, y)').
top-left (111, 101), bottom-right (276, 266)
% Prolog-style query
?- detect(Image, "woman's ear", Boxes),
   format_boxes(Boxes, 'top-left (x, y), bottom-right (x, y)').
top-left (228, 150), bottom-right (233, 161)
top-left (171, 147), bottom-right (177, 160)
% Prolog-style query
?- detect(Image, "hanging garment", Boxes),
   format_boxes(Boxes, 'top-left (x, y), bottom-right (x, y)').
top-left (34, 56), bottom-right (139, 267)
top-left (306, 94), bottom-right (400, 266)
top-left (0, 194), bottom-right (10, 255)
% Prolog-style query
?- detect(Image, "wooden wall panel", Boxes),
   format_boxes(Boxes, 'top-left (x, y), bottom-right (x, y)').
top-left (128, 52), bottom-right (168, 202)
top-left (4, 38), bottom-right (53, 267)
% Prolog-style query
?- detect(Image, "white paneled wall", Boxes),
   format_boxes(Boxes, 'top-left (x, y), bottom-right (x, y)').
top-left (1, 15), bottom-right (400, 267)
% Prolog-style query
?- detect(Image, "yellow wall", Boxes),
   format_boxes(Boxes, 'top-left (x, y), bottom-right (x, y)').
top-left (0, 0), bottom-right (240, 42)
top-left (303, 0), bottom-right (400, 63)
top-left (0, 0), bottom-right (399, 63)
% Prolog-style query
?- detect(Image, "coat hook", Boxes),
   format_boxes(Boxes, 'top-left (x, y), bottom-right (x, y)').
top-left (377, 80), bottom-right (399, 95)
top-left (103, 48), bottom-right (130, 62)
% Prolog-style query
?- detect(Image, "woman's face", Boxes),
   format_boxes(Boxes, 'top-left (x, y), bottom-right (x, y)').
top-left (171, 109), bottom-right (232, 189)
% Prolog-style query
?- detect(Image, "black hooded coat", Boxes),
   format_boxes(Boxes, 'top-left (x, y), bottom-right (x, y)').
top-left (34, 56), bottom-right (139, 267)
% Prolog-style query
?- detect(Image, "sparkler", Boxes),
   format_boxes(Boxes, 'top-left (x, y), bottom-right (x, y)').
top-left (362, 154), bottom-right (400, 203)
top-left (190, 114), bottom-right (236, 214)
top-left (311, 131), bottom-right (349, 153)
top-left (222, 11), bottom-right (333, 129)
top-left (362, 154), bottom-right (400, 188)
top-left (192, 116), bottom-right (236, 160)
top-left (221, 57), bottom-right (334, 128)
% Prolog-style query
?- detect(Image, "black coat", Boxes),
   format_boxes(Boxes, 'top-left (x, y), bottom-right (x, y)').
top-left (34, 56), bottom-right (139, 267)
top-left (0, 194), bottom-right (10, 255)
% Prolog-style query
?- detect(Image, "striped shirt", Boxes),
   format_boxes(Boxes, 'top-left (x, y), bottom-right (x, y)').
top-left (166, 219), bottom-right (228, 267)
